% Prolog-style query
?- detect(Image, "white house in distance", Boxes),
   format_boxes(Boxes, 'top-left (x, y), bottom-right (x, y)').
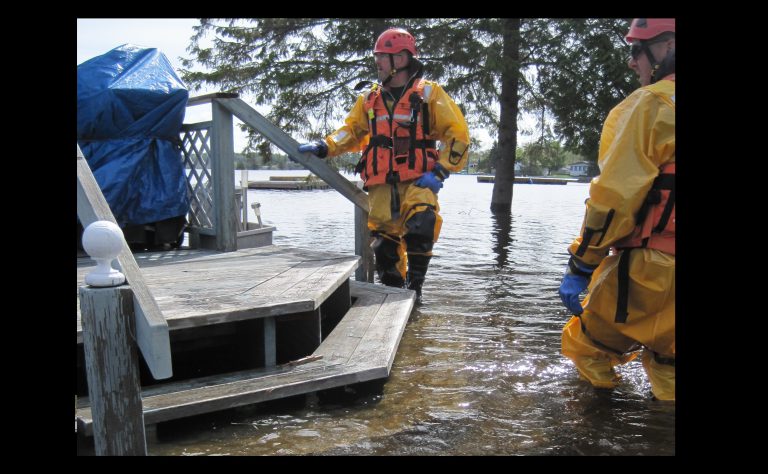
top-left (568, 161), bottom-right (591, 177)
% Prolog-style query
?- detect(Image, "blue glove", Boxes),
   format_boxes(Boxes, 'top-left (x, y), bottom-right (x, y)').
top-left (298, 140), bottom-right (328, 158)
top-left (414, 164), bottom-right (449, 194)
top-left (558, 257), bottom-right (594, 315)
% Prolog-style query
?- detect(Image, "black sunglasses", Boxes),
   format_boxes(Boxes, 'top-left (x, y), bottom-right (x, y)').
top-left (630, 37), bottom-right (667, 60)
top-left (630, 42), bottom-right (644, 60)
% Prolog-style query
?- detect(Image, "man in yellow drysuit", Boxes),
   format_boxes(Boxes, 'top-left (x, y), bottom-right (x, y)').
top-left (298, 27), bottom-right (470, 301)
top-left (558, 18), bottom-right (675, 400)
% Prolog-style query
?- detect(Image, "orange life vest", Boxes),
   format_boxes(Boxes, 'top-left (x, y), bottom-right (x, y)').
top-left (613, 161), bottom-right (675, 255)
top-left (357, 79), bottom-right (438, 187)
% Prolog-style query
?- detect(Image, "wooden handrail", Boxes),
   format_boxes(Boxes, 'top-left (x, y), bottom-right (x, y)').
top-left (216, 97), bottom-right (369, 213)
top-left (186, 92), bottom-right (240, 107)
top-left (77, 144), bottom-right (172, 379)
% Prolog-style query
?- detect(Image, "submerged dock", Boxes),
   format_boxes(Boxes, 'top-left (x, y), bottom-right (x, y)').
top-left (476, 175), bottom-right (576, 185)
top-left (246, 175), bottom-right (363, 190)
top-left (247, 175), bottom-right (330, 190)
top-left (76, 245), bottom-right (415, 436)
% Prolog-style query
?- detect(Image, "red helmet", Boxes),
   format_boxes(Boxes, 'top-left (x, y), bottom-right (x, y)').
top-left (374, 28), bottom-right (417, 56)
top-left (625, 18), bottom-right (675, 43)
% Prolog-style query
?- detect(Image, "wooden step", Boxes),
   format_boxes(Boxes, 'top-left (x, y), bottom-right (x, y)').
top-left (76, 281), bottom-right (415, 437)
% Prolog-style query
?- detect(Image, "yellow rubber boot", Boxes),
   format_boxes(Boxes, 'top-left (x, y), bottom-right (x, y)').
top-left (642, 350), bottom-right (675, 401)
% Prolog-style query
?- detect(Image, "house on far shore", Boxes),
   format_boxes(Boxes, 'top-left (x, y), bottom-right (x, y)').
top-left (568, 161), bottom-right (591, 177)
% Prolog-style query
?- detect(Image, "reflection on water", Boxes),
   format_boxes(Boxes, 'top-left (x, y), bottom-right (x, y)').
top-left (146, 171), bottom-right (674, 456)
top-left (491, 212), bottom-right (512, 269)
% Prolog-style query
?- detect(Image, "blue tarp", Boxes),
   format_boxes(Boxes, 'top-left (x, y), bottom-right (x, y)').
top-left (77, 44), bottom-right (189, 227)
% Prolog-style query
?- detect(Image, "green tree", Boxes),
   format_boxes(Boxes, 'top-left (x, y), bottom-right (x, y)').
top-left (525, 18), bottom-right (635, 160)
top-left (518, 140), bottom-right (567, 176)
top-left (181, 18), bottom-right (633, 212)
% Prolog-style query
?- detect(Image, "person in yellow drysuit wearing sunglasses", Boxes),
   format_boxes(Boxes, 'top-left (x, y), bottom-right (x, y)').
top-left (558, 18), bottom-right (676, 401)
top-left (298, 27), bottom-right (470, 301)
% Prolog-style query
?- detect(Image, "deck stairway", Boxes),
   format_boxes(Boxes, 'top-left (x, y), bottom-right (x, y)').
top-left (76, 247), bottom-right (415, 437)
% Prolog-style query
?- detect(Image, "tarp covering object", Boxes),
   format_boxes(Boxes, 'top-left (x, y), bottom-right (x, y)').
top-left (77, 44), bottom-right (189, 226)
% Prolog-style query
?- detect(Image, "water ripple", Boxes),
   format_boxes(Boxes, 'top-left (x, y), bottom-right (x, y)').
top-left (146, 174), bottom-right (674, 456)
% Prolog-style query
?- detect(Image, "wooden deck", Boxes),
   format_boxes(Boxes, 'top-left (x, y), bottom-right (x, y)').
top-left (77, 245), bottom-right (359, 342)
top-left (76, 245), bottom-right (415, 436)
top-left (76, 281), bottom-right (414, 436)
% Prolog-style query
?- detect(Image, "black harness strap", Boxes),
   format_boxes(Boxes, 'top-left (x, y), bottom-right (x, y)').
top-left (369, 94), bottom-right (379, 176)
top-left (386, 171), bottom-right (401, 219)
top-left (575, 209), bottom-right (615, 257)
top-left (390, 183), bottom-right (401, 219)
top-left (653, 175), bottom-right (675, 233)
top-left (632, 171), bottom-right (675, 246)
top-left (421, 103), bottom-right (431, 172)
top-left (407, 92), bottom-right (421, 170)
top-left (653, 352), bottom-right (675, 366)
top-left (614, 248), bottom-right (632, 323)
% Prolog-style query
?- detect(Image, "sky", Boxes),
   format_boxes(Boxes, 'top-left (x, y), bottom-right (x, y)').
top-left (76, 18), bottom-right (200, 69)
top-left (77, 18), bottom-right (221, 140)
top-left (77, 18), bottom-right (496, 151)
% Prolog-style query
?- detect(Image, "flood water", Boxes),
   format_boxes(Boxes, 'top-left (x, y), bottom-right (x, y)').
top-left (146, 170), bottom-right (675, 456)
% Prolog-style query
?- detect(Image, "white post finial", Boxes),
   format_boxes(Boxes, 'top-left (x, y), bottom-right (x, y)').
top-left (82, 221), bottom-right (126, 287)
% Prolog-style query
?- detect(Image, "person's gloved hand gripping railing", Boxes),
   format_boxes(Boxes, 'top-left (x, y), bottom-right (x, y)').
top-left (297, 140), bottom-right (328, 158)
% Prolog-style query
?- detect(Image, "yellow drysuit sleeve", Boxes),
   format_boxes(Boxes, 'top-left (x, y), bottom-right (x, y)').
top-left (425, 81), bottom-right (470, 174)
top-left (568, 80), bottom-right (675, 268)
top-left (324, 94), bottom-right (371, 157)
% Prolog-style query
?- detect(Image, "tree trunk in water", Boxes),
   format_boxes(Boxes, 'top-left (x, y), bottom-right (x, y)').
top-left (490, 18), bottom-right (521, 214)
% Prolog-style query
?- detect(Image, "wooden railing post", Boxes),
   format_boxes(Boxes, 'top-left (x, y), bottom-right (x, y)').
top-left (211, 100), bottom-right (237, 252)
top-left (209, 96), bottom-right (373, 275)
top-left (80, 285), bottom-right (147, 456)
top-left (354, 205), bottom-right (374, 282)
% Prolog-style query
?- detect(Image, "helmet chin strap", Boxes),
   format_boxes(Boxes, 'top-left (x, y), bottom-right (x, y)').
top-left (381, 53), bottom-right (422, 88)
top-left (381, 54), bottom-right (398, 87)
top-left (651, 49), bottom-right (674, 84)
top-left (641, 41), bottom-right (668, 84)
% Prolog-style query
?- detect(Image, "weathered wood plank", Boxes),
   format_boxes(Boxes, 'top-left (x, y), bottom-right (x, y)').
top-left (263, 317), bottom-right (276, 366)
top-left (76, 361), bottom-right (389, 436)
top-left (216, 97), bottom-right (369, 212)
top-left (80, 286), bottom-right (146, 455)
top-left (186, 92), bottom-right (239, 106)
top-left (278, 260), bottom-right (359, 305)
top-left (76, 282), bottom-right (414, 437)
top-left (211, 101), bottom-right (237, 252)
top-left (355, 204), bottom-right (374, 282)
top-left (77, 246), bottom-right (361, 340)
top-left (79, 358), bottom-right (333, 405)
top-left (313, 292), bottom-right (384, 365)
top-left (350, 290), bottom-right (414, 373)
top-left (77, 360), bottom-right (346, 433)
top-left (77, 145), bottom-right (172, 380)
